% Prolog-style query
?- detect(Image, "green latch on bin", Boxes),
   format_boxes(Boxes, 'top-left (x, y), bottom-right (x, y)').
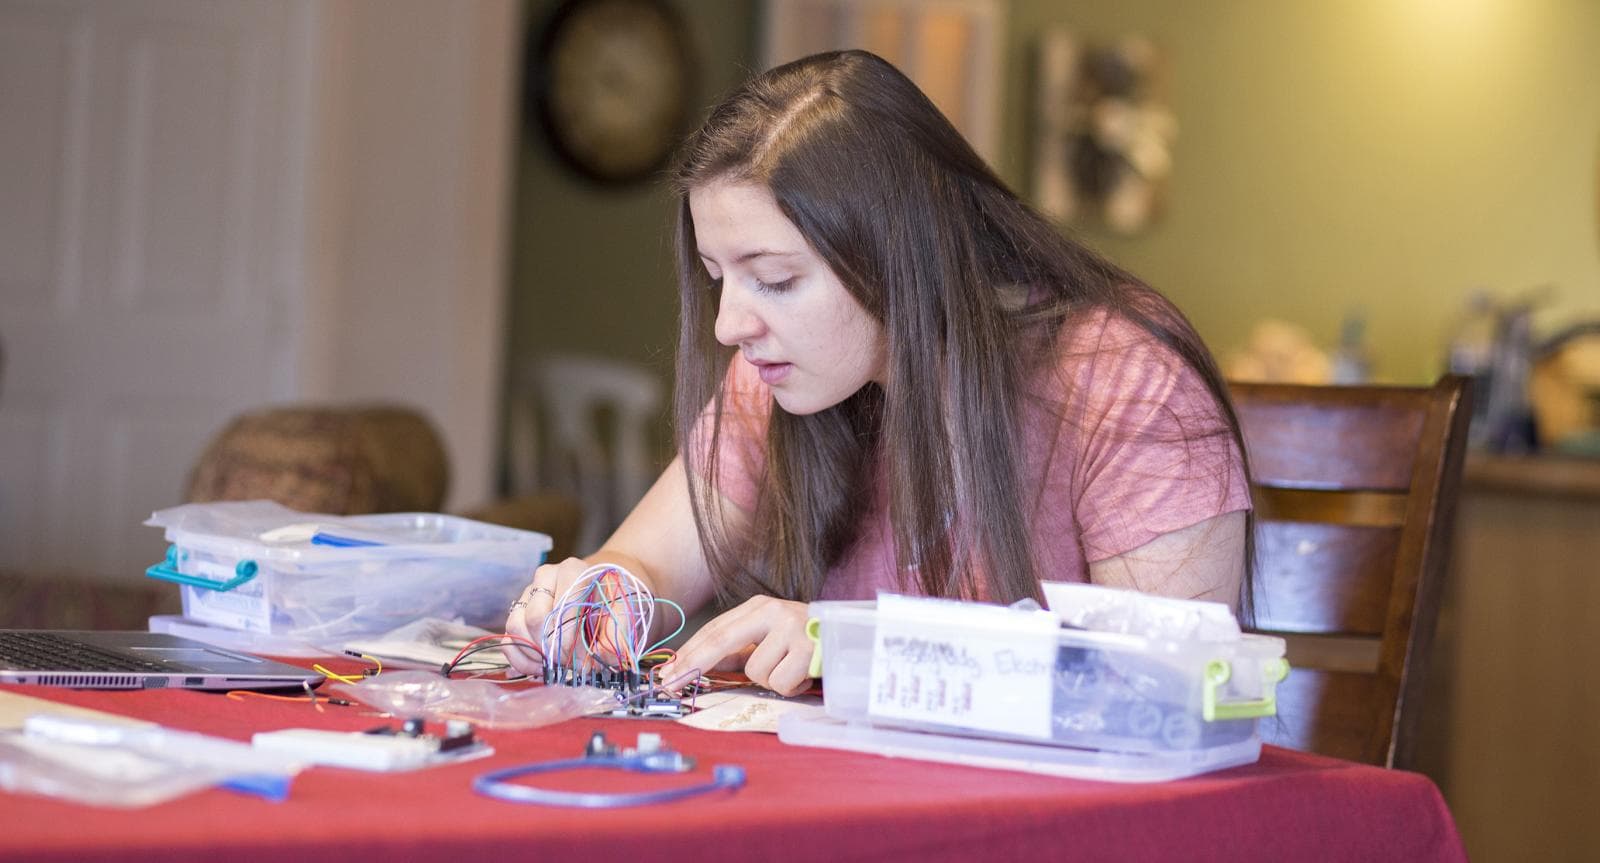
top-left (145, 544), bottom-right (258, 592)
top-left (806, 617), bottom-right (823, 678)
top-left (1202, 657), bottom-right (1290, 721)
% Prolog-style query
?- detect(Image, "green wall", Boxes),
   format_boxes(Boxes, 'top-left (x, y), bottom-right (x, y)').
top-left (505, 0), bottom-right (758, 475)
top-left (507, 0), bottom-right (1600, 460)
top-left (1003, 0), bottom-right (1600, 382)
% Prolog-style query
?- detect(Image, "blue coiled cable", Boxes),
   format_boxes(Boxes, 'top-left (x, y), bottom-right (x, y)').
top-left (473, 745), bottom-right (745, 808)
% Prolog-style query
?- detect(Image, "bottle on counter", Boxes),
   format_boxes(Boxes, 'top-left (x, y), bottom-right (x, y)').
top-left (1330, 312), bottom-right (1372, 384)
top-left (1483, 301), bottom-right (1540, 454)
top-left (1444, 290), bottom-right (1500, 447)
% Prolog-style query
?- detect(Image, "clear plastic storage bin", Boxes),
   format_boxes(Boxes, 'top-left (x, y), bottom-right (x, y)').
top-left (780, 590), bottom-right (1288, 782)
top-left (144, 501), bottom-right (551, 647)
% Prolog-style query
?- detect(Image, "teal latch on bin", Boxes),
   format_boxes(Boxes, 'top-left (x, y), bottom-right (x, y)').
top-left (1202, 657), bottom-right (1290, 722)
top-left (145, 544), bottom-right (258, 592)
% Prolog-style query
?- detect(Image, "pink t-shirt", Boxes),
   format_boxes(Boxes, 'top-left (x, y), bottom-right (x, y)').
top-left (700, 308), bottom-right (1251, 600)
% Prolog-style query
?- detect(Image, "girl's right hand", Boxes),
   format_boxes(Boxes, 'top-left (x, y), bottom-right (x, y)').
top-left (503, 556), bottom-right (596, 677)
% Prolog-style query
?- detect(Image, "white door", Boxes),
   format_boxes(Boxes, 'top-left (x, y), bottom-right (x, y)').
top-left (0, 0), bottom-right (307, 578)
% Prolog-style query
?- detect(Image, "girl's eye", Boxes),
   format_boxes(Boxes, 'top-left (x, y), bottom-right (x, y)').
top-left (754, 277), bottom-right (795, 294)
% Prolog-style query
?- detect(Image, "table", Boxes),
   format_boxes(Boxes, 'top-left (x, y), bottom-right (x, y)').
top-left (1, 680), bottom-right (1466, 863)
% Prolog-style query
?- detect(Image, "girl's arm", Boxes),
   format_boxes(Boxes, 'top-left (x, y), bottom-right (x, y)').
top-left (1087, 510), bottom-right (1246, 613)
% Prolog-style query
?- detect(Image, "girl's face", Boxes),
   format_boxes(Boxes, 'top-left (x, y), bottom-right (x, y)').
top-left (690, 180), bottom-right (887, 415)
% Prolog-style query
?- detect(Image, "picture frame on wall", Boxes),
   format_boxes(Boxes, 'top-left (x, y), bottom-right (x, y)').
top-left (1033, 28), bottom-right (1176, 235)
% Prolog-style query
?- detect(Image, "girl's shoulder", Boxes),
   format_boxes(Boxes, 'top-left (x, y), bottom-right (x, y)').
top-left (1037, 302), bottom-right (1193, 393)
top-left (1025, 295), bottom-right (1231, 440)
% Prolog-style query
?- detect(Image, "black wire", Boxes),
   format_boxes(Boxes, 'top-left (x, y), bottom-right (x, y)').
top-left (439, 639), bottom-right (545, 677)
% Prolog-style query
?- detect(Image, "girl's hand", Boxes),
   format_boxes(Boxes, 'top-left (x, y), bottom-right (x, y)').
top-left (503, 556), bottom-right (596, 677)
top-left (658, 595), bottom-right (815, 696)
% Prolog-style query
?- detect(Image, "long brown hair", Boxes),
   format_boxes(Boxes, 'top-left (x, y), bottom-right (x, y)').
top-left (671, 50), bottom-right (1253, 616)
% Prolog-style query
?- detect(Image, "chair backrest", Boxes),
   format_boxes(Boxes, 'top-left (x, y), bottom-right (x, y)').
top-left (510, 354), bottom-right (665, 554)
top-left (1229, 375), bottom-right (1472, 768)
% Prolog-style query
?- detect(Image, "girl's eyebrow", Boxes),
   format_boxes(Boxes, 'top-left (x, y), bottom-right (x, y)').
top-left (698, 249), bottom-right (804, 264)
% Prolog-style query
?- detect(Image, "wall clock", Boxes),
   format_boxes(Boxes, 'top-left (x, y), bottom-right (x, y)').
top-left (527, 0), bottom-right (696, 185)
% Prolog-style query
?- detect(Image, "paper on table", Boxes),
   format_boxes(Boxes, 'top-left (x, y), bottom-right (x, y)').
top-left (675, 688), bottom-right (824, 733)
top-left (340, 639), bottom-right (505, 672)
top-left (342, 617), bottom-right (506, 671)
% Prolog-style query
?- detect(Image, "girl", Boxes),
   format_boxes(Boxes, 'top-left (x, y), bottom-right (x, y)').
top-left (507, 50), bottom-right (1251, 696)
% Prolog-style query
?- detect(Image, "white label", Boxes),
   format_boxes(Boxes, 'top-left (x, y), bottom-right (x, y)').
top-left (181, 556), bottom-right (271, 632)
top-left (867, 594), bottom-right (1058, 739)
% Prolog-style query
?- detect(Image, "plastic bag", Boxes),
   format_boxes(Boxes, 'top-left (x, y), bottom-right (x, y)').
top-left (0, 715), bottom-right (297, 807)
top-left (1041, 581), bottom-right (1241, 642)
top-left (0, 735), bottom-right (231, 808)
top-left (332, 671), bottom-right (619, 729)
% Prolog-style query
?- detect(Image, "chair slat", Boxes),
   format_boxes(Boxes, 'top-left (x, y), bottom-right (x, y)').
top-left (1253, 521), bottom-right (1399, 634)
top-left (1280, 632), bottom-right (1383, 674)
top-left (1262, 668), bottom-right (1383, 763)
top-left (1236, 395), bottom-right (1425, 490)
top-left (1254, 487), bottom-right (1408, 528)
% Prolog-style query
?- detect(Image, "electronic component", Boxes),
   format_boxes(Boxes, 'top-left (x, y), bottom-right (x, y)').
top-left (252, 717), bottom-right (490, 771)
top-left (536, 564), bottom-right (699, 719)
top-left (609, 693), bottom-right (692, 720)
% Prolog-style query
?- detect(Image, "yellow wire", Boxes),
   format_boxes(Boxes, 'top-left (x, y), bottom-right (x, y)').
top-left (360, 653), bottom-right (383, 676)
top-left (313, 664), bottom-right (362, 684)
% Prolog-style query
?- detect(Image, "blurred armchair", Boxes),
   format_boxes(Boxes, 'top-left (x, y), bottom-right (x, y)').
top-left (185, 403), bottom-right (582, 562)
top-left (185, 405), bottom-right (448, 516)
top-left (0, 402), bottom-right (580, 630)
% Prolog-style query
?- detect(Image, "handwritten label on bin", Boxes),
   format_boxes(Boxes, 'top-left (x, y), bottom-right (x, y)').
top-left (866, 594), bottom-right (1058, 739)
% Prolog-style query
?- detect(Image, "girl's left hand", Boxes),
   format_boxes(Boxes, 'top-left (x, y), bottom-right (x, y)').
top-left (657, 595), bottom-right (815, 697)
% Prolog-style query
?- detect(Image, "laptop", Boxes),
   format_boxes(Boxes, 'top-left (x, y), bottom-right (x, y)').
top-left (0, 630), bottom-right (324, 691)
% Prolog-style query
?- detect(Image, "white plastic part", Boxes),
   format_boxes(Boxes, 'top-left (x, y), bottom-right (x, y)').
top-left (251, 729), bottom-right (438, 771)
top-left (778, 712), bottom-right (1262, 783)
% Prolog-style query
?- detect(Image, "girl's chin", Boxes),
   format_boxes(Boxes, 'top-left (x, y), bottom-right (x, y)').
top-left (772, 385), bottom-right (858, 417)
top-left (771, 390), bottom-right (825, 416)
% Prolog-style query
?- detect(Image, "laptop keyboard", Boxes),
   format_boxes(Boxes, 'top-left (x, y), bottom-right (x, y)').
top-left (0, 632), bottom-right (169, 673)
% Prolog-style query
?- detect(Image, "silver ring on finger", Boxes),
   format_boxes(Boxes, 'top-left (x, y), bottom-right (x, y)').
top-left (530, 586), bottom-right (556, 599)
top-left (508, 599), bottom-right (529, 612)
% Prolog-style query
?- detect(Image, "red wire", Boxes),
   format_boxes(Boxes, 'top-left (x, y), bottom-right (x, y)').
top-left (448, 633), bottom-right (544, 668)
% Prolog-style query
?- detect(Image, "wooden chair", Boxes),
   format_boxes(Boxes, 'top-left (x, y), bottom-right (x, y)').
top-left (1230, 375), bottom-right (1472, 768)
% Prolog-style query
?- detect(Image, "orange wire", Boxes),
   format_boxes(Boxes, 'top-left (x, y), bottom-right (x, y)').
top-left (225, 689), bottom-right (326, 713)
top-left (225, 690), bottom-right (310, 703)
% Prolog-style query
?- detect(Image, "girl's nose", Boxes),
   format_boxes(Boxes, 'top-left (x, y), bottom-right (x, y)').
top-left (713, 282), bottom-right (764, 347)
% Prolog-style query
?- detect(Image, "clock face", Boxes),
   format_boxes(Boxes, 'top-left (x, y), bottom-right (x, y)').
top-left (530, 0), bottom-right (695, 184)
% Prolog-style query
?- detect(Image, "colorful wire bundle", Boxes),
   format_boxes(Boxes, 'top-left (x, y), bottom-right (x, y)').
top-left (540, 564), bottom-right (685, 689)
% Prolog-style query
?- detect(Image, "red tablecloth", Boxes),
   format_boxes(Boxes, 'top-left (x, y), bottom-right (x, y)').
top-left (0, 682), bottom-right (1465, 863)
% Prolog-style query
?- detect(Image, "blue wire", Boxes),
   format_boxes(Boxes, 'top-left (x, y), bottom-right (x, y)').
top-left (473, 755), bottom-right (745, 808)
top-left (644, 597), bottom-right (688, 654)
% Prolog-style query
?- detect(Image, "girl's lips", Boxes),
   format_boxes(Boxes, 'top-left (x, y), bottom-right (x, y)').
top-left (754, 361), bottom-right (793, 385)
